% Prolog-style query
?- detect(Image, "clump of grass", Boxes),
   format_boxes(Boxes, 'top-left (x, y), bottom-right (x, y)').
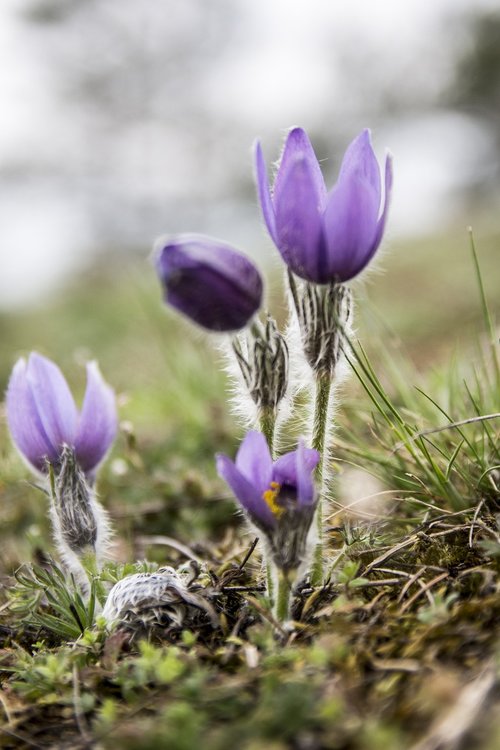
top-left (336, 231), bottom-right (499, 517)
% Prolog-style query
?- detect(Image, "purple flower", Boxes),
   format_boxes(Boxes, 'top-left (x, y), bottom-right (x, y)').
top-left (216, 431), bottom-right (320, 573)
top-left (255, 128), bottom-right (393, 284)
top-left (6, 353), bottom-right (117, 475)
top-left (154, 234), bottom-right (263, 332)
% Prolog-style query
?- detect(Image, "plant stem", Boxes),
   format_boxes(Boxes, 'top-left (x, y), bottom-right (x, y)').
top-left (258, 405), bottom-right (276, 457)
top-left (310, 373), bottom-right (332, 586)
top-left (275, 571), bottom-right (292, 623)
top-left (266, 562), bottom-right (275, 605)
top-left (81, 551), bottom-right (106, 607)
top-left (259, 406), bottom-right (277, 602)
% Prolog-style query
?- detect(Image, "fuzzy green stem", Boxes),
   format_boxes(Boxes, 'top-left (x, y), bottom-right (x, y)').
top-left (259, 405), bottom-right (277, 602)
top-left (266, 562), bottom-right (275, 605)
top-left (81, 551), bottom-right (106, 607)
top-left (275, 571), bottom-right (292, 623)
top-left (258, 405), bottom-right (276, 457)
top-left (310, 374), bottom-right (332, 586)
top-left (81, 550), bottom-right (99, 577)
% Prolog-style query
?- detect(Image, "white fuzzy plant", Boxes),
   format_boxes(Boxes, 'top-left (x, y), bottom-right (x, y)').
top-left (48, 447), bottom-right (113, 598)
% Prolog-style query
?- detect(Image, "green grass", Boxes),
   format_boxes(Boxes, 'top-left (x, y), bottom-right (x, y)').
top-left (0, 229), bottom-right (499, 749)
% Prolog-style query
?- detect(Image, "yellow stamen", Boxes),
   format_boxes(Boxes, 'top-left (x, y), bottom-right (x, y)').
top-left (262, 481), bottom-right (284, 518)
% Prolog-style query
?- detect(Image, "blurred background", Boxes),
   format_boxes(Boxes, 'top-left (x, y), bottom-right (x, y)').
top-left (1, 0), bottom-right (499, 306)
top-left (0, 0), bottom-right (499, 566)
top-left (1, 0), bottom-right (499, 400)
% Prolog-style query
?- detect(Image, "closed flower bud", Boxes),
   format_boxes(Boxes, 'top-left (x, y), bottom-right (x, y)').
top-left (255, 128), bottom-right (392, 284)
top-left (232, 315), bottom-right (289, 411)
top-left (154, 233), bottom-right (263, 332)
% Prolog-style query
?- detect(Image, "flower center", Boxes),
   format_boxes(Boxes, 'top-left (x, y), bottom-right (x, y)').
top-left (262, 480), bottom-right (285, 518)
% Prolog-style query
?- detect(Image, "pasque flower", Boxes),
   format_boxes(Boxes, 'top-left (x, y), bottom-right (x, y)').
top-left (6, 353), bottom-right (116, 578)
top-left (255, 128), bottom-right (393, 283)
top-left (154, 234), bottom-right (263, 332)
top-left (6, 352), bottom-right (117, 475)
top-left (216, 431), bottom-right (320, 575)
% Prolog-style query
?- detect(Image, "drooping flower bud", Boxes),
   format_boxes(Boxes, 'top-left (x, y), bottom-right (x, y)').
top-left (153, 234), bottom-right (263, 332)
top-left (255, 128), bottom-right (392, 284)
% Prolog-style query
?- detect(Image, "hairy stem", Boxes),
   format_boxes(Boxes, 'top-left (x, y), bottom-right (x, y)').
top-left (258, 405), bottom-right (276, 458)
top-left (258, 406), bottom-right (277, 602)
top-left (310, 374), bottom-right (332, 586)
top-left (266, 561), bottom-right (275, 605)
top-left (81, 551), bottom-right (106, 608)
top-left (275, 571), bottom-right (292, 624)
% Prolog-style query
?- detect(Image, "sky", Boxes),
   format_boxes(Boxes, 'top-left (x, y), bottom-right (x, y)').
top-left (0, 0), bottom-right (497, 309)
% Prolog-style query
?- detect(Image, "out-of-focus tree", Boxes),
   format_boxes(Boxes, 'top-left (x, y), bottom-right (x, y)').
top-left (448, 10), bottom-right (500, 179)
top-left (451, 11), bottom-right (500, 119)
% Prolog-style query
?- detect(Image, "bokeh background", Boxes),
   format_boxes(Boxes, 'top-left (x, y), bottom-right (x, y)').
top-left (1, 0), bottom-right (499, 564)
top-left (1, 0), bottom-right (499, 309)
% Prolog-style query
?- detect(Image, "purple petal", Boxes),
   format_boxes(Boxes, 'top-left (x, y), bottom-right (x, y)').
top-left (154, 234), bottom-right (263, 332)
top-left (321, 129), bottom-right (385, 281)
top-left (274, 154), bottom-right (328, 282)
top-left (370, 151), bottom-right (393, 254)
top-left (75, 362), bottom-right (117, 473)
top-left (274, 128), bottom-right (326, 208)
top-left (337, 129), bottom-right (381, 203)
top-left (322, 174), bottom-right (380, 282)
top-left (6, 358), bottom-right (56, 471)
top-left (295, 440), bottom-right (319, 506)
top-left (26, 353), bottom-right (78, 453)
top-left (235, 431), bottom-right (273, 494)
top-left (273, 445), bottom-right (320, 490)
top-left (216, 454), bottom-right (276, 528)
top-left (254, 141), bottom-right (277, 244)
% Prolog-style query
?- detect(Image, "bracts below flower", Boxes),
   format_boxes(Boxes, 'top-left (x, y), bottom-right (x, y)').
top-left (49, 445), bottom-right (112, 586)
top-left (288, 271), bottom-right (352, 380)
top-left (216, 431), bottom-right (320, 623)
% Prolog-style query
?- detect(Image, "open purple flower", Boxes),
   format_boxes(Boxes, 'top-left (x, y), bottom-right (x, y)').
top-left (216, 431), bottom-right (320, 574)
top-left (255, 128), bottom-right (393, 284)
top-left (6, 353), bottom-right (117, 476)
top-left (154, 234), bottom-right (263, 332)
